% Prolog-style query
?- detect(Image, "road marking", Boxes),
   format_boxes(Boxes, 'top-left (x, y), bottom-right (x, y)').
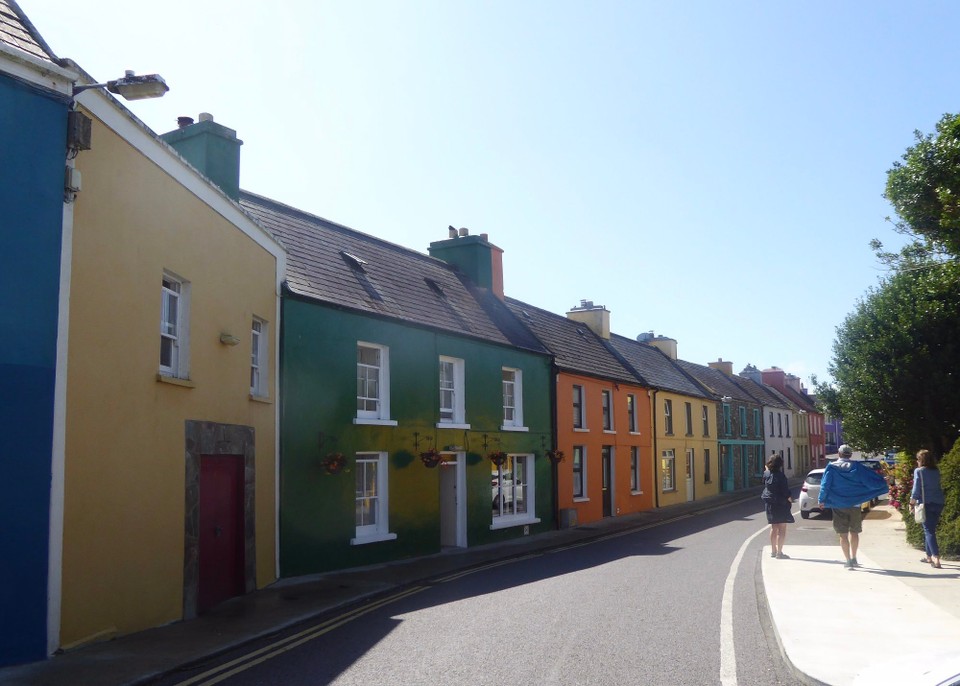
top-left (174, 586), bottom-right (427, 686)
top-left (719, 509), bottom-right (797, 686)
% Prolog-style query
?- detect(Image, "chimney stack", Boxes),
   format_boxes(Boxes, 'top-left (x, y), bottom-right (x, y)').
top-left (160, 113), bottom-right (243, 201)
top-left (708, 358), bottom-right (734, 375)
top-left (566, 300), bottom-right (610, 339)
top-left (429, 229), bottom-right (504, 300)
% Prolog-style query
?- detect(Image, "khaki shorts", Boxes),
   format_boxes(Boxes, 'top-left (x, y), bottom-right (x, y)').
top-left (832, 507), bottom-right (863, 534)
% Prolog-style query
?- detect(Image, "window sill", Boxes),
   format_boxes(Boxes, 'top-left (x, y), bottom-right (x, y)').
top-left (249, 394), bottom-right (272, 404)
top-left (573, 497), bottom-right (590, 503)
top-left (489, 516), bottom-right (540, 531)
top-left (602, 429), bottom-right (616, 434)
top-left (629, 431), bottom-right (641, 436)
top-left (354, 418), bottom-right (399, 427)
top-left (500, 425), bottom-right (529, 432)
top-left (436, 422), bottom-right (471, 430)
top-left (573, 428), bottom-right (590, 433)
top-left (663, 488), bottom-right (677, 493)
top-left (631, 490), bottom-right (643, 496)
top-left (156, 373), bottom-right (195, 388)
top-left (350, 532), bottom-right (397, 546)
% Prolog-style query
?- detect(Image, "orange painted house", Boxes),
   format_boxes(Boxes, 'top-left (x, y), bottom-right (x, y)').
top-left (506, 299), bottom-right (654, 525)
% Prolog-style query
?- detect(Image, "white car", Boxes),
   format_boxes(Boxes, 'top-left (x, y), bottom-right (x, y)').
top-left (799, 468), bottom-right (828, 519)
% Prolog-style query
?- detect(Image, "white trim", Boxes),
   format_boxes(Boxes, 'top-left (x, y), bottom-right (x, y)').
top-left (46, 187), bottom-right (76, 655)
top-left (436, 422), bottom-right (471, 430)
top-left (490, 516), bottom-right (540, 531)
top-left (500, 425), bottom-right (529, 432)
top-left (350, 532), bottom-right (398, 546)
top-left (73, 89), bottom-right (286, 293)
top-left (354, 418), bottom-right (398, 426)
top-left (0, 44), bottom-right (75, 94)
top-left (356, 341), bottom-right (391, 421)
top-left (350, 451), bottom-right (394, 544)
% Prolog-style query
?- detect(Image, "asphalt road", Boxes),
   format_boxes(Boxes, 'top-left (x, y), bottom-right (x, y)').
top-left (158, 496), bottom-right (842, 686)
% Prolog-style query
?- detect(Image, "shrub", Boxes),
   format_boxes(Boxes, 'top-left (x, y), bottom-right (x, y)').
top-left (937, 441), bottom-right (960, 559)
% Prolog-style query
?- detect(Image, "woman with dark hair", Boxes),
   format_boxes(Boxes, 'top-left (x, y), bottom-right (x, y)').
top-left (762, 452), bottom-right (794, 559)
top-left (911, 449), bottom-right (945, 569)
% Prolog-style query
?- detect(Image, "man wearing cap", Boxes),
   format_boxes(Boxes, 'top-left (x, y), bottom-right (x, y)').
top-left (818, 444), bottom-right (889, 569)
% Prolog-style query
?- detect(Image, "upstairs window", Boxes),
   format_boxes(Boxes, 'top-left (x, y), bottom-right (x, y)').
top-left (601, 390), bottom-right (613, 431)
top-left (627, 394), bottom-right (638, 433)
top-left (739, 406), bottom-right (747, 436)
top-left (439, 356), bottom-right (466, 425)
top-left (769, 411), bottom-right (775, 437)
top-left (702, 405), bottom-right (710, 436)
top-left (160, 272), bottom-right (190, 378)
top-left (753, 409), bottom-right (761, 437)
top-left (664, 399), bottom-right (673, 435)
top-left (357, 343), bottom-right (393, 423)
top-left (786, 414), bottom-right (791, 437)
top-left (572, 384), bottom-right (586, 429)
top-left (723, 404), bottom-right (732, 436)
top-left (502, 368), bottom-right (525, 430)
top-left (250, 318), bottom-right (268, 397)
top-left (684, 402), bottom-right (693, 436)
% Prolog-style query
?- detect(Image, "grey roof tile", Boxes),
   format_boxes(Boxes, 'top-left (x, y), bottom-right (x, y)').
top-left (505, 298), bottom-right (638, 384)
top-left (240, 191), bottom-right (546, 353)
top-left (607, 334), bottom-right (709, 398)
top-left (676, 360), bottom-right (761, 405)
top-left (0, 1), bottom-right (57, 62)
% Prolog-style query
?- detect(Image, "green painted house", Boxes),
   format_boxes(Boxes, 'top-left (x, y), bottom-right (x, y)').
top-left (240, 196), bottom-right (554, 575)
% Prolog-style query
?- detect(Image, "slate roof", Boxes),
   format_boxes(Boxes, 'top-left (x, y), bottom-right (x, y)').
top-left (739, 377), bottom-right (795, 410)
top-left (505, 298), bottom-right (639, 384)
top-left (0, 1), bottom-right (56, 62)
top-left (607, 334), bottom-right (709, 398)
top-left (676, 360), bottom-right (760, 405)
top-left (240, 191), bottom-right (546, 353)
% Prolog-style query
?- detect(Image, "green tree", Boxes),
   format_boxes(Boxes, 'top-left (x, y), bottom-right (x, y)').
top-left (827, 260), bottom-right (960, 456)
top-left (878, 112), bottom-right (960, 265)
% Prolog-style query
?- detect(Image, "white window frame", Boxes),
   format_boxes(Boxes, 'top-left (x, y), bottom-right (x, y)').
top-left (490, 453), bottom-right (540, 530)
top-left (601, 389), bottom-right (614, 432)
top-left (351, 451), bottom-right (397, 545)
top-left (663, 399), bottom-right (673, 435)
top-left (630, 445), bottom-right (641, 493)
top-left (627, 394), bottom-right (638, 434)
top-left (438, 356), bottom-right (468, 428)
top-left (159, 271), bottom-right (190, 379)
top-left (501, 367), bottom-right (527, 431)
top-left (661, 449), bottom-right (676, 492)
top-left (702, 405), bottom-right (710, 436)
top-left (355, 342), bottom-right (397, 426)
top-left (250, 317), bottom-right (268, 397)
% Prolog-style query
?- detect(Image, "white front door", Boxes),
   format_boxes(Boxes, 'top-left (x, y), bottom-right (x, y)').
top-left (685, 449), bottom-right (694, 502)
top-left (439, 452), bottom-right (466, 547)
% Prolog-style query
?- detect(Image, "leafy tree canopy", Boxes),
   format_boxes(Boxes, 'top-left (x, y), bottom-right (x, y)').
top-left (879, 112), bottom-right (960, 265)
top-left (825, 261), bottom-right (960, 456)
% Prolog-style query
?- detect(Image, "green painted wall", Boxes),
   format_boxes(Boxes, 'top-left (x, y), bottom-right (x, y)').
top-left (280, 298), bottom-right (554, 575)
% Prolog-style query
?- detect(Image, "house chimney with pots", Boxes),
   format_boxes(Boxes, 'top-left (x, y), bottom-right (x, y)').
top-left (637, 330), bottom-right (678, 360)
top-left (428, 228), bottom-right (505, 299)
top-left (566, 300), bottom-right (610, 339)
top-left (708, 358), bottom-right (734, 376)
top-left (785, 373), bottom-right (803, 393)
top-left (160, 112), bottom-right (243, 200)
top-left (740, 363), bottom-right (761, 384)
top-left (762, 366), bottom-right (787, 392)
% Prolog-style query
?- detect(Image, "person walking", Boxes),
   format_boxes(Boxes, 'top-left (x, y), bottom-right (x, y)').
top-left (911, 449), bottom-right (945, 569)
top-left (762, 453), bottom-right (793, 559)
top-left (818, 444), bottom-right (889, 569)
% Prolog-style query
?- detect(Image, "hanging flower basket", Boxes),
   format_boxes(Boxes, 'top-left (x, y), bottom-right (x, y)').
top-left (546, 449), bottom-right (565, 465)
top-left (420, 449), bottom-right (443, 468)
top-left (321, 452), bottom-right (347, 475)
top-left (489, 451), bottom-right (508, 468)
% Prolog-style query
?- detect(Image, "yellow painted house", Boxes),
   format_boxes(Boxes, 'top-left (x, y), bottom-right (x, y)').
top-left (56, 78), bottom-right (285, 650)
top-left (607, 334), bottom-right (719, 508)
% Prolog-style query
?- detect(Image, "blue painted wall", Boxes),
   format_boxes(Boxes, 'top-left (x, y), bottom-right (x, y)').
top-left (0, 73), bottom-right (69, 665)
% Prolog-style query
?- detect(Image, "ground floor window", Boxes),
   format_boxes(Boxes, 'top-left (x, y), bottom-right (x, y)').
top-left (630, 446), bottom-right (640, 492)
top-left (492, 454), bottom-right (538, 528)
top-left (661, 449), bottom-right (676, 492)
top-left (351, 452), bottom-right (396, 545)
top-left (704, 448), bottom-right (711, 483)
top-left (572, 445), bottom-right (585, 499)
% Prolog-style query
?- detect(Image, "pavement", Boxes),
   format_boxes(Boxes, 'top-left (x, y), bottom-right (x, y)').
top-left (1, 485), bottom-right (957, 686)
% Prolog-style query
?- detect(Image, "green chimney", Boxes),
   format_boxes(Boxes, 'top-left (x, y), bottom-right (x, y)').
top-left (160, 113), bottom-right (242, 200)
top-left (429, 228), bottom-right (504, 299)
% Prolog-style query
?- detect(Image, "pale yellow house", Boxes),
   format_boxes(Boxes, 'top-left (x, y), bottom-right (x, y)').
top-left (55, 77), bottom-right (285, 650)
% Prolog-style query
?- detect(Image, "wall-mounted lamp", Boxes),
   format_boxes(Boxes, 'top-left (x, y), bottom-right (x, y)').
top-left (73, 70), bottom-right (169, 101)
top-left (219, 333), bottom-right (241, 346)
top-left (720, 395), bottom-right (732, 403)
top-left (798, 410), bottom-right (808, 414)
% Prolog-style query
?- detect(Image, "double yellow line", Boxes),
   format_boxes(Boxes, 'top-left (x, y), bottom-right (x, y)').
top-left (175, 586), bottom-right (426, 685)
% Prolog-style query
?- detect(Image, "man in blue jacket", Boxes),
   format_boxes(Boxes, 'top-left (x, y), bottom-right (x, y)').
top-left (818, 445), bottom-right (889, 569)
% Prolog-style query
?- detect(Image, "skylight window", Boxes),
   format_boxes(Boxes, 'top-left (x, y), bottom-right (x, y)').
top-left (425, 278), bottom-right (445, 297)
top-left (340, 250), bottom-right (368, 272)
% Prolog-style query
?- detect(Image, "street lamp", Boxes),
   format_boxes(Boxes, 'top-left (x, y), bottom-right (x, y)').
top-left (72, 70), bottom-right (168, 100)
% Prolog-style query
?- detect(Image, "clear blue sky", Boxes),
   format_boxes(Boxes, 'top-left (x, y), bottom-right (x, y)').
top-left (25, 0), bottom-right (956, 386)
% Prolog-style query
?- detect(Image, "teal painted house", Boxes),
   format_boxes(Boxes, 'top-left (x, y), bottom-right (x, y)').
top-left (676, 360), bottom-right (765, 492)
top-left (240, 196), bottom-right (554, 575)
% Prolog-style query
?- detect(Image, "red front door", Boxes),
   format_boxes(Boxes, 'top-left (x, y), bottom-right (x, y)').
top-left (198, 454), bottom-right (245, 613)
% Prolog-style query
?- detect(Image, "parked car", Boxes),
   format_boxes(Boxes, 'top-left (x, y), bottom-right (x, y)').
top-left (799, 468), bottom-right (829, 519)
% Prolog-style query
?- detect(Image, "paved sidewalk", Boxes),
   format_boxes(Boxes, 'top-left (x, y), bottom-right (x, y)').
top-left (1, 490), bottom-right (955, 686)
top-left (763, 503), bottom-right (960, 686)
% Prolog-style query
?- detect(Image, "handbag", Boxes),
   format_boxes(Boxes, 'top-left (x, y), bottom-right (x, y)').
top-left (915, 470), bottom-right (927, 523)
